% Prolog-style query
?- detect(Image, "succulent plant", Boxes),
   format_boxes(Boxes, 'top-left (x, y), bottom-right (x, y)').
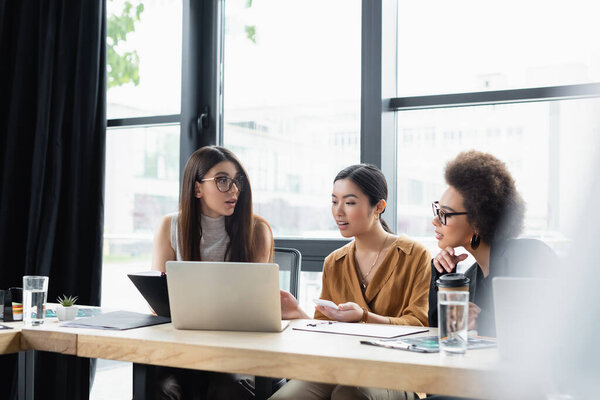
top-left (57, 295), bottom-right (78, 307)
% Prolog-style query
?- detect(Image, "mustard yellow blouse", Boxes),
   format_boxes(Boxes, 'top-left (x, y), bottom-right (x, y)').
top-left (314, 236), bottom-right (431, 326)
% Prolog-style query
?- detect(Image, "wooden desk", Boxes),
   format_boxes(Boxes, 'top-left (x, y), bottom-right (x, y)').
top-left (21, 319), bottom-right (503, 399)
top-left (0, 322), bottom-right (21, 354)
top-left (20, 322), bottom-right (77, 355)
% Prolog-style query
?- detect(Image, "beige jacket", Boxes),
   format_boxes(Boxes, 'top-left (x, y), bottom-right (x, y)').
top-left (314, 236), bottom-right (431, 326)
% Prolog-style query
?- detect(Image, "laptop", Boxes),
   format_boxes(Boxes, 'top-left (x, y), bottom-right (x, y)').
top-left (492, 277), bottom-right (551, 361)
top-left (128, 271), bottom-right (171, 318)
top-left (166, 261), bottom-right (288, 332)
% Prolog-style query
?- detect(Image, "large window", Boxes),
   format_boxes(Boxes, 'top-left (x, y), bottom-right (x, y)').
top-left (97, 0), bottom-right (182, 398)
top-left (103, 0), bottom-right (182, 317)
top-left (103, 124), bottom-right (180, 313)
top-left (222, 0), bottom-right (361, 315)
top-left (106, 0), bottom-right (182, 118)
top-left (223, 0), bottom-right (362, 238)
top-left (394, 0), bottom-right (600, 260)
top-left (396, 99), bottom-right (600, 257)
top-left (397, 0), bottom-right (600, 96)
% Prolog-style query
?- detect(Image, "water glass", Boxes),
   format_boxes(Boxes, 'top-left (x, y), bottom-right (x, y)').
top-left (23, 276), bottom-right (49, 326)
top-left (438, 290), bottom-right (469, 355)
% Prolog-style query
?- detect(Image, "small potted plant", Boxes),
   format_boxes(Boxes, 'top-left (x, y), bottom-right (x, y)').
top-left (56, 295), bottom-right (78, 321)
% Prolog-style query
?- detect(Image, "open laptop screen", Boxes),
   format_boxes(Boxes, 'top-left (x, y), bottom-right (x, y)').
top-left (166, 261), bottom-right (284, 332)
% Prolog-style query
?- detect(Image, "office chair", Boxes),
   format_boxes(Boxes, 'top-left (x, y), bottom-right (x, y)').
top-left (273, 247), bottom-right (301, 298)
top-left (254, 247), bottom-right (302, 400)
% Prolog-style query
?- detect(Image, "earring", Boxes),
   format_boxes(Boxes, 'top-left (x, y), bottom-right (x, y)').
top-left (470, 234), bottom-right (480, 250)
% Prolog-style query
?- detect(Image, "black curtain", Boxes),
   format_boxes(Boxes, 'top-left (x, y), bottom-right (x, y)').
top-left (0, 1), bottom-right (106, 399)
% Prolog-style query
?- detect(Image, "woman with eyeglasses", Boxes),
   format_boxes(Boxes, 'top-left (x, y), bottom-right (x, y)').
top-left (272, 164), bottom-right (430, 400)
top-left (428, 150), bottom-right (558, 340)
top-left (151, 145), bottom-right (273, 400)
top-left (152, 145), bottom-right (273, 272)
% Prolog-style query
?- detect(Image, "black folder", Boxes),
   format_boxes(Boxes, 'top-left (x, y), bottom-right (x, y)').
top-left (127, 271), bottom-right (171, 317)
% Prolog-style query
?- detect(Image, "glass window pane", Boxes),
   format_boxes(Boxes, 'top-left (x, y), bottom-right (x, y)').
top-left (107, 0), bottom-right (182, 119)
top-left (103, 124), bottom-right (180, 312)
top-left (299, 271), bottom-right (322, 319)
top-left (223, 0), bottom-right (361, 238)
top-left (98, 124), bottom-right (179, 399)
top-left (396, 98), bottom-right (600, 256)
top-left (397, 0), bottom-right (600, 96)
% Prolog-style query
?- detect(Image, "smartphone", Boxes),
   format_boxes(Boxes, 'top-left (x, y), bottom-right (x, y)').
top-left (313, 299), bottom-right (339, 309)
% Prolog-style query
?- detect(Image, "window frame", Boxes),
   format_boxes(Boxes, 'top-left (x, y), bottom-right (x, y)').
top-left (177, 0), bottom-right (394, 271)
top-left (106, 1), bottom-right (600, 273)
top-left (390, 83), bottom-right (600, 111)
top-left (106, 115), bottom-right (180, 128)
top-left (105, 0), bottom-right (396, 272)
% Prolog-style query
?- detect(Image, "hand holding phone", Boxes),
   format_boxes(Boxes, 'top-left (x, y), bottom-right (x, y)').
top-left (313, 299), bottom-right (339, 309)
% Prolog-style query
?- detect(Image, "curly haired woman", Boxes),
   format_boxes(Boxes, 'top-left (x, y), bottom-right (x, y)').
top-left (428, 150), bottom-right (558, 337)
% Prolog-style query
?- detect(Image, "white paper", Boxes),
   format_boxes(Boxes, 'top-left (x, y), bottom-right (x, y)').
top-left (293, 321), bottom-right (428, 339)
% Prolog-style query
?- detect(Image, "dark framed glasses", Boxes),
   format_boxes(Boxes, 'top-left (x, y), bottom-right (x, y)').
top-left (200, 176), bottom-right (244, 192)
top-left (432, 201), bottom-right (468, 225)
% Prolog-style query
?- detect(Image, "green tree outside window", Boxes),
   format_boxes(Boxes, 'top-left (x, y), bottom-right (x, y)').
top-left (107, 0), bottom-right (144, 89)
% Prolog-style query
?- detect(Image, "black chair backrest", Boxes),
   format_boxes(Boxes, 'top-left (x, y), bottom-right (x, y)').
top-left (274, 247), bottom-right (301, 299)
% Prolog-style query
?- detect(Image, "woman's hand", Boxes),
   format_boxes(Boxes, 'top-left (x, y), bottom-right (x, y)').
top-left (316, 301), bottom-right (363, 322)
top-left (280, 290), bottom-right (309, 320)
top-left (468, 302), bottom-right (481, 330)
top-left (433, 246), bottom-right (468, 273)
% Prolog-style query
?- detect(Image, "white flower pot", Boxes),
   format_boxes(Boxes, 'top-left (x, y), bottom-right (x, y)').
top-left (57, 305), bottom-right (78, 321)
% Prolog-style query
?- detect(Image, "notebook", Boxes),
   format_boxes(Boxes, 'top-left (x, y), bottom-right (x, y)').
top-left (127, 271), bottom-right (170, 317)
top-left (166, 261), bottom-right (289, 332)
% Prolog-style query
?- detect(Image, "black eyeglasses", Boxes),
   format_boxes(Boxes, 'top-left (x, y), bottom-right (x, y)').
top-left (200, 176), bottom-right (244, 193)
top-left (432, 201), bottom-right (468, 225)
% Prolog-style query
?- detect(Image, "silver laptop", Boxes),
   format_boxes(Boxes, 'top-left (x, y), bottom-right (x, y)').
top-left (166, 261), bottom-right (288, 332)
top-left (492, 277), bottom-right (551, 361)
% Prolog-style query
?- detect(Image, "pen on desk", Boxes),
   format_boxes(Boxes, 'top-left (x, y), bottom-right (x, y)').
top-left (360, 340), bottom-right (429, 353)
top-left (383, 342), bottom-right (413, 351)
top-left (306, 321), bottom-right (335, 327)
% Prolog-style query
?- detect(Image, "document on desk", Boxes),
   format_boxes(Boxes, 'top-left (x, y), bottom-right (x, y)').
top-left (293, 321), bottom-right (428, 339)
top-left (60, 311), bottom-right (170, 330)
top-left (361, 335), bottom-right (497, 353)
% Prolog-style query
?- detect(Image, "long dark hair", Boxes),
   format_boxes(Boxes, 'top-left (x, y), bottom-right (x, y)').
top-left (334, 164), bottom-right (393, 233)
top-left (178, 146), bottom-right (255, 262)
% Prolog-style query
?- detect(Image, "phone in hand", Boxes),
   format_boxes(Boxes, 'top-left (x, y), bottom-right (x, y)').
top-left (313, 299), bottom-right (339, 309)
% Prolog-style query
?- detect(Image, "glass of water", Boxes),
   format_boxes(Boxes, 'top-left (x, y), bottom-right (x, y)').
top-left (438, 290), bottom-right (469, 355)
top-left (22, 276), bottom-right (49, 326)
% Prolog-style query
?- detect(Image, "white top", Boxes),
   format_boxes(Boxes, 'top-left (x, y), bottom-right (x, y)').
top-left (170, 212), bottom-right (230, 261)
